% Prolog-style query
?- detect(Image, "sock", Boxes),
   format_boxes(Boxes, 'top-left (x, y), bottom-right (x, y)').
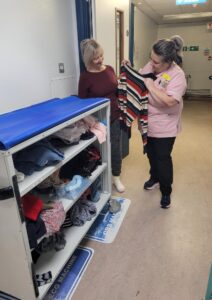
top-left (113, 176), bottom-right (125, 193)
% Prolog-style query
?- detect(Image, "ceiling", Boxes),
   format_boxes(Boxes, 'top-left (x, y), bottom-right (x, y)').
top-left (132, 0), bottom-right (212, 24)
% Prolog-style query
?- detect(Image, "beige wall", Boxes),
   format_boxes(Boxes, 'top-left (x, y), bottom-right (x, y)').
top-left (0, 0), bottom-right (79, 114)
top-left (94, 0), bottom-right (129, 71)
top-left (134, 7), bottom-right (158, 69)
top-left (0, 0), bottom-right (129, 114)
top-left (158, 23), bottom-right (212, 95)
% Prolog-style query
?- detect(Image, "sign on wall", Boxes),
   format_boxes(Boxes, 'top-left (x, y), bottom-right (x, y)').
top-left (183, 46), bottom-right (199, 51)
top-left (204, 48), bottom-right (210, 56)
top-left (207, 22), bottom-right (212, 30)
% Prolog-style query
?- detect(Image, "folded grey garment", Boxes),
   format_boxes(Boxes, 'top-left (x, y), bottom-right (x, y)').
top-left (38, 231), bottom-right (66, 252)
top-left (54, 232), bottom-right (66, 251)
top-left (80, 206), bottom-right (92, 222)
top-left (109, 198), bottom-right (121, 214)
top-left (69, 200), bottom-right (97, 226)
top-left (75, 204), bottom-right (93, 224)
top-left (69, 204), bottom-right (85, 226)
top-left (52, 121), bottom-right (87, 144)
top-left (71, 212), bottom-right (86, 226)
top-left (69, 204), bottom-right (79, 221)
top-left (80, 199), bottom-right (97, 214)
top-left (38, 236), bottom-right (54, 252)
top-left (81, 199), bottom-right (95, 207)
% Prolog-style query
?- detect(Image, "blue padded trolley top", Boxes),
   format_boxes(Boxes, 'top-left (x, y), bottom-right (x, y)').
top-left (0, 96), bottom-right (109, 150)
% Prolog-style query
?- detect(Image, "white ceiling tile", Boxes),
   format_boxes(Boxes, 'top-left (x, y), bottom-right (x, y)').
top-left (133, 0), bottom-right (212, 24)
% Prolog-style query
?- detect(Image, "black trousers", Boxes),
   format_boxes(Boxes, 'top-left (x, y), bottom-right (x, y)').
top-left (111, 119), bottom-right (122, 176)
top-left (146, 136), bottom-right (176, 196)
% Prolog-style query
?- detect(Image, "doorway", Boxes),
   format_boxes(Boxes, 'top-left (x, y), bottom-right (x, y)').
top-left (129, 2), bottom-right (135, 67)
top-left (115, 9), bottom-right (124, 76)
top-left (75, 0), bottom-right (93, 72)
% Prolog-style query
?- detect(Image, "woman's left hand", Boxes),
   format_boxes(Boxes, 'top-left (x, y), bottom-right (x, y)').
top-left (121, 59), bottom-right (131, 66)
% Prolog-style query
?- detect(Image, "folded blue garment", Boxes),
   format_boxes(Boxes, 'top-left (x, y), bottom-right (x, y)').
top-left (14, 139), bottom-right (64, 175)
top-left (65, 175), bottom-right (83, 192)
top-left (55, 176), bottom-right (90, 200)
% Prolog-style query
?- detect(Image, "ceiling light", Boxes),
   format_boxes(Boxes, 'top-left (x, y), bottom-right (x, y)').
top-left (163, 11), bottom-right (212, 20)
top-left (176, 0), bottom-right (207, 5)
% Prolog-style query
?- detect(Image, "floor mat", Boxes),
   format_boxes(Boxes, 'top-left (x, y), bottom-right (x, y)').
top-left (44, 246), bottom-right (94, 300)
top-left (85, 197), bottom-right (131, 243)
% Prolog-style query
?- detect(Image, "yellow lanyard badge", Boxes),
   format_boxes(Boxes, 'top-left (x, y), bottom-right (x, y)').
top-left (160, 73), bottom-right (171, 88)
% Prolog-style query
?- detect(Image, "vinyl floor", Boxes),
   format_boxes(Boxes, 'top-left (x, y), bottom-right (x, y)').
top-left (73, 99), bottom-right (212, 300)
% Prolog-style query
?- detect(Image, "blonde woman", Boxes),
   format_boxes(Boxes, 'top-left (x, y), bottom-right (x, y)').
top-left (78, 39), bottom-right (125, 193)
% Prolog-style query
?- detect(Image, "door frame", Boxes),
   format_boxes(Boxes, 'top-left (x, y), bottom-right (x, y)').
top-left (129, 1), bottom-right (135, 67)
top-left (115, 8), bottom-right (124, 75)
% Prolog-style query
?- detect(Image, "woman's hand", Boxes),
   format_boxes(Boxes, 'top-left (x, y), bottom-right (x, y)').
top-left (121, 59), bottom-right (131, 66)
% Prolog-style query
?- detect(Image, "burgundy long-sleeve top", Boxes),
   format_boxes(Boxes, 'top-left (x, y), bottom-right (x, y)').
top-left (78, 65), bottom-right (120, 122)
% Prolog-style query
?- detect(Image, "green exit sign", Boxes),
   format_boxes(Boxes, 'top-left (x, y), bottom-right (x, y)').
top-left (183, 46), bottom-right (199, 51)
top-left (190, 46), bottom-right (199, 51)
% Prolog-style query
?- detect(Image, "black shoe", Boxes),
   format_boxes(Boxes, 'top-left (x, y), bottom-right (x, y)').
top-left (144, 178), bottom-right (159, 190)
top-left (160, 195), bottom-right (171, 209)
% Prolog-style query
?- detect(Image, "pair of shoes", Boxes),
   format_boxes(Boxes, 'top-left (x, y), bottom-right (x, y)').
top-left (160, 195), bottom-right (171, 209)
top-left (144, 178), bottom-right (159, 190)
top-left (113, 176), bottom-right (125, 193)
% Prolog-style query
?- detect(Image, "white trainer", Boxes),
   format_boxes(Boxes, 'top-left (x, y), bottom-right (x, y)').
top-left (113, 176), bottom-right (125, 193)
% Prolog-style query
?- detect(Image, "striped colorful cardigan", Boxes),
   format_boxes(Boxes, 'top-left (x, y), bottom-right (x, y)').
top-left (118, 64), bottom-right (156, 153)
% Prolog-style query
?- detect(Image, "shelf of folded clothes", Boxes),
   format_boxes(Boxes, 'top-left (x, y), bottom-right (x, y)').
top-left (28, 163), bottom-right (106, 248)
top-left (34, 163), bottom-right (107, 212)
top-left (18, 136), bottom-right (97, 197)
top-left (59, 163), bottom-right (107, 212)
top-left (35, 191), bottom-right (110, 298)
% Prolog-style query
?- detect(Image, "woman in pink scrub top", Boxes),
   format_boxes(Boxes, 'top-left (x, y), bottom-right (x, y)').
top-left (140, 38), bottom-right (187, 208)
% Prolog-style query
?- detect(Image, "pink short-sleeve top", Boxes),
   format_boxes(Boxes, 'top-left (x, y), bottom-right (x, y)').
top-left (139, 62), bottom-right (187, 138)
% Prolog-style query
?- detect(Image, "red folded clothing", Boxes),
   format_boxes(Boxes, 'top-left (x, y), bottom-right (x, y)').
top-left (21, 194), bottom-right (43, 221)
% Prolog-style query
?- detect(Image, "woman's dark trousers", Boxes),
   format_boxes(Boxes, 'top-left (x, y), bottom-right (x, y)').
top-left (146, 137), bottom-right (176, 196)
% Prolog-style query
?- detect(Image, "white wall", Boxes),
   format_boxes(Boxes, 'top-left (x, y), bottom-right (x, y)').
top-left (0, 0), bottom-right (79, 114)
top-left (158, 23), bottom-right (212, 94)
top-left (134, 8), bottom-right (158, 69)
top-left (94, 0), bottom-right (129, 70)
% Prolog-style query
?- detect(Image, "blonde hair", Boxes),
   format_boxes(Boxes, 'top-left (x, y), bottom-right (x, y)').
top-left (80, 39), bottom-right (102, 69)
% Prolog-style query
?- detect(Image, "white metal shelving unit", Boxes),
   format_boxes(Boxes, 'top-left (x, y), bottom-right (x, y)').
top-left (0, 98), bottom-right (111, 300)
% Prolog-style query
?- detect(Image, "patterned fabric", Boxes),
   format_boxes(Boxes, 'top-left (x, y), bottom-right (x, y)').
top-left (40, 201), bottom-right (65, 234)
top-left (118, 64), bottom-right (156, 153)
